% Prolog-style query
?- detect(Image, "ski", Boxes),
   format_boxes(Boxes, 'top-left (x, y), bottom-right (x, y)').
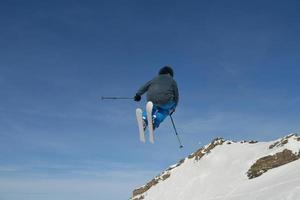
top-left (146, 101), bottom-right (154, 143)
top-left (136, 108), bottom-right (145, 143)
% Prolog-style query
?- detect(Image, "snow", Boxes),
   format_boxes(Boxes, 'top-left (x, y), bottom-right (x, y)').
top-left (270, 135), bottom-right (300, 155)
top-left (134, 135), bottom-right (300, 200)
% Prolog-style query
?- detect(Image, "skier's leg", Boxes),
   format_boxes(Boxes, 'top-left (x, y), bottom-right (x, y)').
top-left (142, 105), bottom-right (159, 126)
top-left (142, 110), bottom-right (147, 125)
top-left (153, 102), bottom-right (176, 128)
top-left (153, 109), bottom-right (169, 128)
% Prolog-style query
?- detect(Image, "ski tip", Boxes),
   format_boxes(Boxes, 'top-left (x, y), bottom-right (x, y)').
top-left (136, 108), bottom-right (142, 113)
top-left (146, 101), bottom-right (153, 106)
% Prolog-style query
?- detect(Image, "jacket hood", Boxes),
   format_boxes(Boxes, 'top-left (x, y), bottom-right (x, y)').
top-left (158, 66), bottom-right (174, 77)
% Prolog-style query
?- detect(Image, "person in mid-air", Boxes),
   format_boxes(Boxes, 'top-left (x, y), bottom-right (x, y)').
top-left (134, 66), bottom-right (179, 130)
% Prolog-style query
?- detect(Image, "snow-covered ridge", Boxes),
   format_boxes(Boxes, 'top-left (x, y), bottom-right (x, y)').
top-left (268, 133), bottom-right (300, 153)
top-left (132, 138), bottom-right (230, 199)
top-left (247, 134), bottom-right (300, 179)
top-left (131, 134), bottom-right (300, 200)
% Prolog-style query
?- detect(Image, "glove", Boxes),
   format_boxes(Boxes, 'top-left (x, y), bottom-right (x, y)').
top-left (134, 94), bottom-right (141, 102)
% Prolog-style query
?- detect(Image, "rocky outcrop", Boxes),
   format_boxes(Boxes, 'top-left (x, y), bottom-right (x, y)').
top-left (132, 171), bottom-right (171, 198)
top-left (188, 138), bottom-right (226, 161)
top-left (268, 134), bottom-right (298, 149)
top-left (248, 134), bottom-right (300, 179)
top-left (247, 149), bottom-right (300, 179)
top-left (132, 195), bottom-right (144, 200)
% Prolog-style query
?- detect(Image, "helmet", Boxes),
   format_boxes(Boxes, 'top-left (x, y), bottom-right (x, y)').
top-left (158, 66), bottom-right (174, 77)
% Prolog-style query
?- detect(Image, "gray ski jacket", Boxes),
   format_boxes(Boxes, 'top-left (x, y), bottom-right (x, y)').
top-left (136, 74), bottom-right (179, 106)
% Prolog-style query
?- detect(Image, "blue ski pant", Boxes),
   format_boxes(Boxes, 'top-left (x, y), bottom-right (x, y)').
top-left (143, 101), bottom-right (176, 128)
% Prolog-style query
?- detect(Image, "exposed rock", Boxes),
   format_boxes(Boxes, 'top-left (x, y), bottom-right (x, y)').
top-left (282, 139), bottom-right (288, 145)
top-left (132, 172), bottom-right (171, 197)
top-left (269, 134), bottom-right (299, 149)
top-left (175, 158), bottom-right (185, 168)
top-left (188, 138), bottom-right (226, 161)
top-left (166, 159), bottom-right (185, 172)
top-left (189, 147), bottom-right (204, 160)
top-left (132, 157), bottom-right (188, 198)
top-left (132, 195), bottom-right (144, 200)
top-left (269, 141), bottom-right (280, 149)
top-left (133, 178), bottom-right (159, 197)
top-left (240, 140), bottom-right (258, 144)
top-left (162, 173), bottom-right (171, 180)
top-left (247, 149), bottom-right (300, 179)
top-left (249, 140), bottom-right (258, 144)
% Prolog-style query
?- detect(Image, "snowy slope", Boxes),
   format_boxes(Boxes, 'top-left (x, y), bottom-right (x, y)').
top-left (131, 134), bottom-right (300, 200)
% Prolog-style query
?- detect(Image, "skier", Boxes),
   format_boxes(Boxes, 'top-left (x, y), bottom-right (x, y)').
top-left (134, 66), bottom-right (179, 130)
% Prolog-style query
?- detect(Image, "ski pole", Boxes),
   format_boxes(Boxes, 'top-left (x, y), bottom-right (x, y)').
top-left (101, 96), bottom-right (134, 100)
top-left (170, 115), bottom-right (184, 148)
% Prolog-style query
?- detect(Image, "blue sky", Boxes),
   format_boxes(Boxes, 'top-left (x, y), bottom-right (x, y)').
top-left (0, 0), bottom-right (300, 199)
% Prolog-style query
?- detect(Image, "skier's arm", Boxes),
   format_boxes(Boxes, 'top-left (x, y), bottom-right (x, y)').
top-left (136, 80), bottom-right (152, 96)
